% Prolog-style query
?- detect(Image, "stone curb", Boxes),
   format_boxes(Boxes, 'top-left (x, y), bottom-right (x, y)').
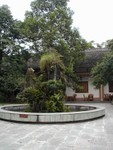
top-left (0, 104), bottom-right (105, 123)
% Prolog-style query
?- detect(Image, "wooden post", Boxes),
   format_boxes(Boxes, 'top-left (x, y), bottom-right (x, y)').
top-left (100, 84), bottom-right (104, 101)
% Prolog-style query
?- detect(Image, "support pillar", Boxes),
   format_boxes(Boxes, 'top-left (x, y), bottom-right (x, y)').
top-left (100, 84), bottom-right (104, 101)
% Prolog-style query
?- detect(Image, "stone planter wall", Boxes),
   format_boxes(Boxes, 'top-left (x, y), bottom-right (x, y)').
top-left (0, 104), bottom-right (105, 123)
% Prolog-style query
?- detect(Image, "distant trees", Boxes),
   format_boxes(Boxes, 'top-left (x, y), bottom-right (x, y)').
top-left (104, 39), bottom-right (113, 50)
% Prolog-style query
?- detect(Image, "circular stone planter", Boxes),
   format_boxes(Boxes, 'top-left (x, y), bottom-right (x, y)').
top-left (0, 104), bottom-right (105, 123)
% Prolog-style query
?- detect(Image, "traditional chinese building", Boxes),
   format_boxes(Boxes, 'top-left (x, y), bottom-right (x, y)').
top-left (66, 48), bottom-right (113, 101)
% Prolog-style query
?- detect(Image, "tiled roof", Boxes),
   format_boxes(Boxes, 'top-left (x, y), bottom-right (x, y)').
top-left (75, 48), bottom-right (110, 73)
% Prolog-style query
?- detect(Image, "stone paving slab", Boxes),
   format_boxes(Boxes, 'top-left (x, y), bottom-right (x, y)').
top-left (0, 103), bottom-right (113, 150)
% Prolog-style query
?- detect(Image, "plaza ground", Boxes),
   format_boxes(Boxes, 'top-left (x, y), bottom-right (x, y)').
top-left (0, 103), bottom-right (113, 150)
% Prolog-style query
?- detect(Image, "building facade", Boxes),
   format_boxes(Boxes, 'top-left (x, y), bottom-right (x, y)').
top-left (66, 48), bottom-right (113, 101)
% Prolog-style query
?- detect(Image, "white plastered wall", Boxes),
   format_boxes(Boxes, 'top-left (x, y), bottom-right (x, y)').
top-left (66, 77), bottom-right (99, 99)
top-left (66, 87), bottom-right (75, 96)
top-left (104, 84), bottom-right (113, 94)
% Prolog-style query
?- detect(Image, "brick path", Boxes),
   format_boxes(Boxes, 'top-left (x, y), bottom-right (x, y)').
top-left (0, 103), bottom-right (113, 150)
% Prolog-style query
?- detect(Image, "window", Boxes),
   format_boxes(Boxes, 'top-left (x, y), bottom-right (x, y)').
top-left (76, 81), bottom-right (88, 93)
top-left (109, 81), bottom-right (113, 92)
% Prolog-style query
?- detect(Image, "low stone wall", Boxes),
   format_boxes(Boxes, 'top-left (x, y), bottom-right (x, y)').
top-left (0, 104), bottom-right (105, 123)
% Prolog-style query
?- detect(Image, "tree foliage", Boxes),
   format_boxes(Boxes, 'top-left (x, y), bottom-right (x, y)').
top-left (91, 52), bottom-right (113, 88)
top-left (104, 39), bottom-right (113, 50)
top-left (0, 5), bottom-right (13, 65)
top-left (17, 50), bottom-right (68, 112)
top-left (0, 5), bottom-right (31, 101)
top-left (39, 49), bottom-right (65, 81)
top-left (0, 1), bottom-right (91, 104)
top-left (17, 78), bottom-right (68, 112)
top-left (23, 0), bottom-right (89, 60)
top-left (22, 0), bottom-right (90, 89)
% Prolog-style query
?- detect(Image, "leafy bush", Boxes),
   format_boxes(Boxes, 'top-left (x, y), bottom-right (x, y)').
top-left (45, 93), bottom-right (67, 112)
top-left (41, 80), bottom-right (65, 95)
top-left (17, 80), bottom-right (69, 112)
top-left (0, 92), bottom-right (6, 103)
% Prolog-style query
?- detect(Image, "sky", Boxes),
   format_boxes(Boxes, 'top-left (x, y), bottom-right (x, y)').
top-left (0, 0), bottom-right (113, 44)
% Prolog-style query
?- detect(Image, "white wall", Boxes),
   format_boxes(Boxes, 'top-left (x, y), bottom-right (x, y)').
top-left (104, 84), bottom-right (108, 94)
top-left (66, 87), bottom-right (75, 96)
top-left (88, 78), bottom-right (99, 97)
top-left (104, 84), bottom-right (113, 94)
top-left (66, 77), bottom-right (99, 99)
top-left (76, 77), bottom-right (99, 98)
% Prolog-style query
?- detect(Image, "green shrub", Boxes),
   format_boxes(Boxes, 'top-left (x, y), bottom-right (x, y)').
top-left (17, 80), bottom-right (68, 112)
top-left (41, 80), bottom-right (65, 96)
top-left (0, 93), bottom-right (6, 103)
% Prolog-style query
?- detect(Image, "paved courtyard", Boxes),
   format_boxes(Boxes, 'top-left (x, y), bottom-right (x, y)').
top-left (0, 103), bottom-right (113, 150)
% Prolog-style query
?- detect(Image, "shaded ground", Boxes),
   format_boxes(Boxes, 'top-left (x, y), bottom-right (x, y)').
top-left (0, 103), bottom-right (113, 150)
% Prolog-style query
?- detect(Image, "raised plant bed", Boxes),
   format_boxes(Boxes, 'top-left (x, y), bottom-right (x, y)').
top-left (0, 104), bottom-right (105, 123)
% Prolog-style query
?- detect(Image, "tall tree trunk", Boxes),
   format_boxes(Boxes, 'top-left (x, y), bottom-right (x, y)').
top-left (54, 64), bottom-right (57, 80)
top-left (0, 49), bottom-right (3, 71)
top-left (46, 67), bottom-right (50, 80)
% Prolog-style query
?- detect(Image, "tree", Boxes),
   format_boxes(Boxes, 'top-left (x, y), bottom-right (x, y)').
top-left (23, 0), bottom-right (89, 58)
top-left (25, 67), bottom-right (35, 87)
top-left (17, 50), bottom-right (68, 112)
top-left (22, 0), bottom-right (90, 90)
top-left (91, 52), bottom-right (113, 88)
top-left (0, 5), bottom-right (13, 66)
top-left (0, 5), bottom-right (29, 67)
top-left (39, 49), bottom-right (65, 81)
top-left (23, 0), bottom-right (74, 52)
top-left (0, 5), bottom-right (32, 102)
top-left (104, 39), bottom-right (113, 50)
top-left (0, 52), bottom-right (29, 102)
